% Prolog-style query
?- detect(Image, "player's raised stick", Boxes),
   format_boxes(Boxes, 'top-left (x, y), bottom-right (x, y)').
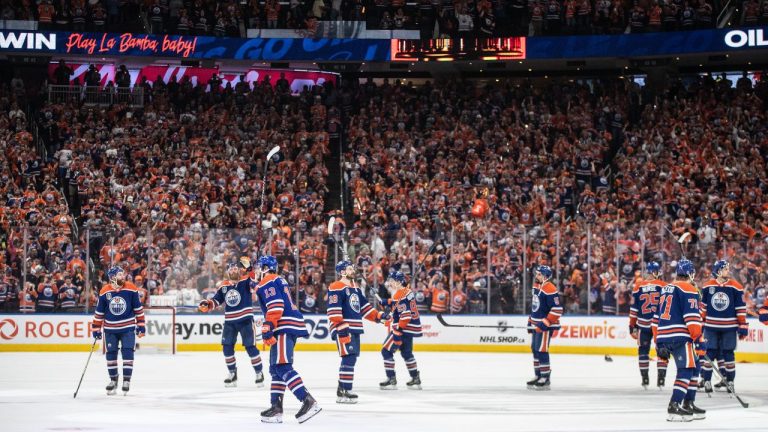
top-left (327, 216), bottom-right (349, 261)
top-left (73, 338), bottom-right (99, 398)
top-left (257, 145), bottom-right (281, 254)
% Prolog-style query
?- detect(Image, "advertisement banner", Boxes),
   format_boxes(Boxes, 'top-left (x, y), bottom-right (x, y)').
top-left (1, 315), bottom-right (765, 361)
top-left (0, 30), bottom-right (390, 61)
top-left (48, 62), bottom-right (337, 92)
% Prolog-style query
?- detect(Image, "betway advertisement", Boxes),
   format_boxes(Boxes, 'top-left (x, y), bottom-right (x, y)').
top-left (1, 315), bottom-right (766, 362)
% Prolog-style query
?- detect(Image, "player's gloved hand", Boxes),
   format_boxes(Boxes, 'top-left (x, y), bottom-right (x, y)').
top-left (629, 326), bottom-right (638, 340)
top-left (261, 322), bottom-right (276, 346)
top-left (198, 299), bottom-right (214, 313)
top-left (92, 329), bottom-right (102, 340)
top-left (737, 323), bottom-right (749, 340)
top-left (694, 338), bottom-right (707, 357)
top-left (760, 309), bottom-right (768, 324)
top-left (337, 324), bottom-right (352, 345)
top-left (534, 320), bottom-right (549, 333)
top-left (656, 345), bottom-right (670, 359)
top-left (392, 329), bottom-right (403, 346)
top-left (378, 310), bottom-right (391, 323)
top-left (135, 325), bottom-right (146, 338)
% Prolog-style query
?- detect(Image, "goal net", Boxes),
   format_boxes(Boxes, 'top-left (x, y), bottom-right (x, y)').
top-left (100, 306), bottom-right (177, 355)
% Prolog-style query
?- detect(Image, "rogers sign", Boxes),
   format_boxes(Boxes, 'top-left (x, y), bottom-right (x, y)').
top-left (0, 318), bottom-right (19, 340)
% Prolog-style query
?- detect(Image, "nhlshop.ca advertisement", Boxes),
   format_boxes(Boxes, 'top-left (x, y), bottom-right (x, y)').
top-left (0, 314), bottom-right (765, 361)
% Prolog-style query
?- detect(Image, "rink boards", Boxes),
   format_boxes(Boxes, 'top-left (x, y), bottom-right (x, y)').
top-left (0, 314), bottom-right (766, 362)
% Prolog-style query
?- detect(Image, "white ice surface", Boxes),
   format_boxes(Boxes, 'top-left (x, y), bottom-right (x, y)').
top-left (0, 350), bottom-right (766, 432)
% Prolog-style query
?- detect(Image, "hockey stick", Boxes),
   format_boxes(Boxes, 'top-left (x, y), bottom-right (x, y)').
top-left (256, 145), bottom-right (281, 254)
top-left (436, 313), bottom-right (530, 329)
top-left (73, 338), bottom-right (99, 398)
top-left (701, 353), bottom-right (749, 408)
top-left (327, 216), bottom-right (349, 260)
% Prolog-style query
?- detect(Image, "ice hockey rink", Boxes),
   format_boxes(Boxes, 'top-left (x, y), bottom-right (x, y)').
top-left (1, 351), bottom-right (766, 432)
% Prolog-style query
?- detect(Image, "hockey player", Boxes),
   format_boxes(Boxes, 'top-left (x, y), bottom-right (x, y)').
top-left (198, 259), bottom-right (264, 388)
top-left (91, 266), bottom-right (146, 395)
top-left (628, 261), bottom-right (669, 389)
top-left (526, 265), bottom-right (563, 391)
top-left (327, 260), bottom-right (388, 403)
top-left (760, 298), bottom-right (768, 325)
top-left (652, 259), bottom-right (706, 422)
top-left (699, 260), bottom-right (747, 393)
top-left (379, 271), bottom-right (421, 390)
top-left (255, 255), bottom-right (321, 424)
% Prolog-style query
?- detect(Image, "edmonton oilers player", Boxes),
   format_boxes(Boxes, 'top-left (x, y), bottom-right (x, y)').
top-left (526, 265), bottom-right (563, 391)
top-left (198, 258), bottom-right (264, 388)
top-left (629, 261), bottom-right (669, 389)
top-left (255, 255), bottom-right (321, 424)
top-left (652, 259), bottom-right (706, 421)
top-left (379, 271), bottom-right (422, 390)
top-left (91, 266), bottom-right (145, 395)
top-left (699, 260), bottom-right (747, 393)
top-left (760, 298), bottom-right (768, 325)
top-left (327, 260), bottom-right (388, 403)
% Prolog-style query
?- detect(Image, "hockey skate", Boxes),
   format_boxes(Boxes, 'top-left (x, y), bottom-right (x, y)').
top-left (379, 376), bottom-right (397, 390)
top-left (406, 374), bottom-right (422, 390)
top-left (641, 372), bottom-right (649, 390)
top-left (714, 379), bottom-right (729, 392)
top-left (224, 370), bottom-right (237, 388)
top-left (254, 371), bottom-right (265, 388)
top-left (295, 394), bottom-right (322, 424)
top-left (260, 395), bottom-right (283, 424)
top-left (122, 379), bottom-right (130, 396)
top-left (526, 377), bottom-right (540, 390)
top-left (682, 400), bottom-right (706, 420)
top-left (667, 402), bottom-right (693, 422)
top-left (336, 385), bottom-right (359, 404)
top-left (533, 377), bottom-right (551, 391)
top-left (703, 380), bottom-right (713, 394)
top-left (657, 371), bottom-right (666, 389)
top-left (106, 377), bottom-right (119, 396)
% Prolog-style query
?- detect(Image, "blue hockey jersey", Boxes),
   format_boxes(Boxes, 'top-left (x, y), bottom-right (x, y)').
top-left (390, 287), bottom-right (422, 337)
top-left (92, 282), bottom-right (145, 334)
top-left (700, 278), bottom-right (746, 330)
top-left (652, 281), bottom-right (702, 343)
top-left (327, 280), bottom-right (380, 338)
top-left (255, 274), bottom-right (308, 337)
top-left (210, 277), bottom-right (255, 323)
top-left (528, 281), bottom-right (563, 329)
top-left (629, 278), bottom-right (666, 329)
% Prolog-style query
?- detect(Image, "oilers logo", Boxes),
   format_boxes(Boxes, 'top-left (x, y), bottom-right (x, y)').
top-left (349, 293), bottom-right (361, 313)
top-left (109, 296), bottom-right (127, 315)
top-left (415, 291), bottom-right (425, 302)
top-left (43, 286), bottom-right (53, 297)
top-left (304, 296), bottom-right (316, 308)
top-left (225, 289), bottom-right (242, 307)
top-left (532, 295), bottom-right (540, 312)
top-left (711, 292), bottom-right (730, 312)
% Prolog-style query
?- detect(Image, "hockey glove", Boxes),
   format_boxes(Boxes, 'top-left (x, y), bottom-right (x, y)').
top-left (629, 326), bottom-right (638, 340)
top-left (737, 323), bottom-right (749, 340)
top-left (378, 310), bottom-right (391, 323)
top-left (694, 338), bottom-right (707, 357)
top-left (337, 323), bottom-right (351, 346)
top-left (136, 325), bottom-right (146, 338)
top-left (198, 299), bottom-right (214, 313)
top-left (392, 329), bottom-right (403, 346)
top-left (92, 329), bottom-right (102, 340)
top-left (534, 320), bottom-right (549, 333)
top-left (656, 345), bottom-right (670, 359)
top-left (261, 322), bottom-right (276, 346)
top-left (760, 311), bottom-right (768, 324)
